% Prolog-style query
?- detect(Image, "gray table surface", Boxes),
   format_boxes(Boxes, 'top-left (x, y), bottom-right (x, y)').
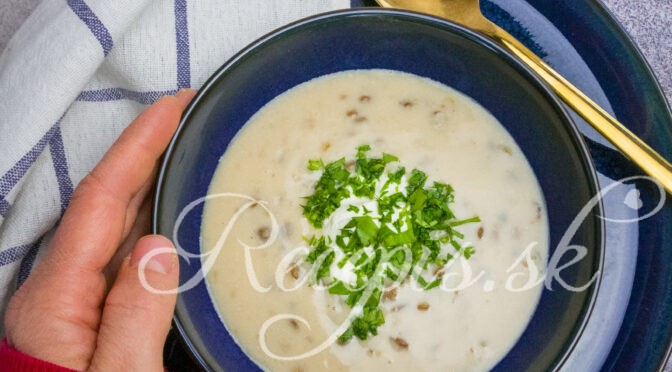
top-left (1, 0), bottom-right (671, 370)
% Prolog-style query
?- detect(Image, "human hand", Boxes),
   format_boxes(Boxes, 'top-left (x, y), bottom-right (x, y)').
top-left (4, 89), bottom-right (196, 371)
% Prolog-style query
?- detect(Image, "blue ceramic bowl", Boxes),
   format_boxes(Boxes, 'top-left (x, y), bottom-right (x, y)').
top-left (153, 9), bottom-right (604, 371)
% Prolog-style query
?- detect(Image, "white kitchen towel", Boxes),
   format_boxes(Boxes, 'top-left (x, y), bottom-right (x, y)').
top-left (0, 0), bottom-right (354, 332)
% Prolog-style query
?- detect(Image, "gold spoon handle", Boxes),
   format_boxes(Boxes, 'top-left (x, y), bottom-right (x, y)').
top-left (493, 29), bottom-right (672, 194)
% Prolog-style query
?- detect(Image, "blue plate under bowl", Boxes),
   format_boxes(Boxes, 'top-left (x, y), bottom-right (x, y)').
top-left (153, 9), bottom-right (604, 371)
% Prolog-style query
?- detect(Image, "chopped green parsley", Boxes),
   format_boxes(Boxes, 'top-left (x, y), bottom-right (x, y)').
top-left (302, 145), bottom-right (479, 344)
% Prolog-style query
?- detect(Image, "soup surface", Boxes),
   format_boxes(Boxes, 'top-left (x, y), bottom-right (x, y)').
top-left (201, 70), bottom-right (549, 371)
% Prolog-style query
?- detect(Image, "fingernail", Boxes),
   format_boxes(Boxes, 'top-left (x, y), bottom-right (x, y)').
top-left (174, 88), bottom-right (196, 108)
top-left (130, 235), bottom-right (176, 274)
top-left (175, 88), bottom-right (193, 99)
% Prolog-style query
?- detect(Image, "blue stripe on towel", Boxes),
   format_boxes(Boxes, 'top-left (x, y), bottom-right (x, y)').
top-left (77, 88), bottom-right (178, 104)
top-left (0, 125), bottom-right (59, 201)
top-left (174, 0), bottom-right (191, 88)
top-left (49, 127), bottom-right (74, 214)
top-left (0, 198), bottom-right (10, 217)
top-left (17, 239), bottom-right (42, 288)
top-left (0, 244), bottom-right (33, 267)
top-left (67, 0), bottom-right (114, 56)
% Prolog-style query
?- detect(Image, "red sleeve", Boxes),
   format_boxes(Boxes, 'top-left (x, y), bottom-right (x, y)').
top-left (0, 338), bottom-right (78, 371)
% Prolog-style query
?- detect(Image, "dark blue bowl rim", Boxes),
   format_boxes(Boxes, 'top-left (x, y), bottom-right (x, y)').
top-left (152, 8), bottom-right (606, 371)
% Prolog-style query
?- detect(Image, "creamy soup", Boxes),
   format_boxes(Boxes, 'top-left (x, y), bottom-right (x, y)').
top-left (201, 70), bottom-right (549, 371)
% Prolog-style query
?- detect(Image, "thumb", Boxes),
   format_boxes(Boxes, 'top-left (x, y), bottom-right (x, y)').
top-left (90, 235), bottom-right (179, 371)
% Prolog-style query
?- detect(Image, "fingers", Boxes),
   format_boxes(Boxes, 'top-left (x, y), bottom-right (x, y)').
top-left (103, 190), bottom-right (153, 288)
top-left (174, 87), bottom-right (196, 108)
top-left (90, 235), bottom-right (179, 371)
top-left (90, 88), bottom-right (195, 200)
top-left (46, 89), bottom-right (196, 275)
top-left (4, 90), bottom-right (195, 372)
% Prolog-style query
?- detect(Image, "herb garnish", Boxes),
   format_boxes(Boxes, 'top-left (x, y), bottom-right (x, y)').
top-left (302, 145), bottom-right (479, 344)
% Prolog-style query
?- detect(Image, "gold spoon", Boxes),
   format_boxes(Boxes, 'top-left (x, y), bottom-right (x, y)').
top-left (376, 0), bottom-right (672, 194)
